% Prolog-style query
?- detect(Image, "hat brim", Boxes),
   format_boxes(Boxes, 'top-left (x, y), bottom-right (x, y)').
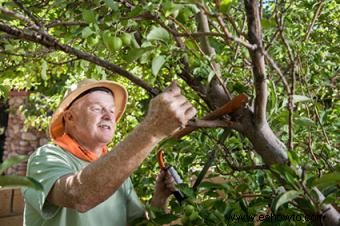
top-left (49, 81), bottom-right (128, 141)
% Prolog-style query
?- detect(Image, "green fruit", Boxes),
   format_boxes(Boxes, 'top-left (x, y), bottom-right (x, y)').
top-left (184, 205), bottom-right (195, 216)
top-left (188, 211), bottom-right (199, 221)
top-left (109, 36), bottom-right (122, 51)
top-left (121, 33), bottom-right (132, 46)
top-left (181, 216), bottom-right (189, 225)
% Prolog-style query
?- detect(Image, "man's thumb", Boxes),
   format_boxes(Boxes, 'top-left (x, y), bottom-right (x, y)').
top-left (164, 80), bottom-right (178, 92)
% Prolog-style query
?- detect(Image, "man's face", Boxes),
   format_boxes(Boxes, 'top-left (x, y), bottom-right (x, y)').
top-left (65, 91), bottom-right (116, 146)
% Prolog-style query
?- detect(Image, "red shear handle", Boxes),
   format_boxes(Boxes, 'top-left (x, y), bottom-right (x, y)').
top-left (157, 150), bottom-right (166, 169)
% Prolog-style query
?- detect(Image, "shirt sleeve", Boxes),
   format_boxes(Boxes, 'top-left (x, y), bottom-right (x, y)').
top-left (124, 177), bottom-right (146, 223)
top-left (22, 145), bottom-right (76, 220)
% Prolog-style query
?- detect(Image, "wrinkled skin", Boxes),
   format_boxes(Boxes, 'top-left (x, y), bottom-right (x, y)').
top-left (48, 81), bottom-right (196, 213)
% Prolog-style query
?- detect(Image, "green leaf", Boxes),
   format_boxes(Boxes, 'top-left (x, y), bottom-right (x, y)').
top-left (81, 27), bottom-right (94, 38)
top-left (0, 175), bottom-right (43, 190)
top-left (82, 10), bottom-right (96, 24)
top-left (153, 212), bottom-right (178, 224)
top-left (311, 172), bottom-right (340, 187)
top-left (105, 0), bottom-right (119, 11)
top-left (273, 190), bottom-right (302, 213)
top-left (295, 117), bottom-right (315, 128)
top-left (147, 27), bottom-right (170, 42)
top-left (293, 95), bottom-right (311, 103)
top-left (152, 55), bottom-right (166, 76)
top-left (220, 0), bottom-right (233, 13)
top-left (270, 164), bottom-right (299, 189)
top-left (207, 70), bottom-right (215, 83)
top-left (41, 60), bottom-right (48, 80)
top-left (177, 183), bottom-right (194, 198)
top-left (0, 155), bottom-right (28, 175)
top-left (123, 47), bottom-right (153, 62)
top-left (0, 84), bottom-right (10, 99)
top-left (262, 19), bottom-right (276, 29)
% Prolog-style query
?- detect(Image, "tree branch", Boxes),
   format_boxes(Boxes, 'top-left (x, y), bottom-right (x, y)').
top-left (278, 14), bottom-right (296, 151)
top-left (0, 6), bottom-right (38, 29)
top-left (199, 4), bottom-right (256, 50)
top-left (196, 9), bottom-right (231, 106)
top-left (46, 20), bottom-right (88, 29)
top-left (172, 94), bottom-right (248, 139)
top-left (187, 119), bottom-right (241, 130)
top-left (244, 0), bottom-right (267, 125)
top-left (263, 50), bottom-right (290, 92)
top-left (143, 13), bottom-right (209, 100)
top-left (0, 22), bottom-right (160, 96)
top-left (215, 14), bottom-right (257, 50)
top-left (13, 0), bottom-right (43, 28)
top-left (304, 1), bottom-right (324, 41)
top-left (173, 31), bottom-right (224, 38)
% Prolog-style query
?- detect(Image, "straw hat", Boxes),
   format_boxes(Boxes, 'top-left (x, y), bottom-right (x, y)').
top-left (49, 79), bottom-right (128, 140)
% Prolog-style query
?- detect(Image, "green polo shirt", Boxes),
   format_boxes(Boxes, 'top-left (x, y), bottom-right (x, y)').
top-left (22, 144), bottom-right (145, 226)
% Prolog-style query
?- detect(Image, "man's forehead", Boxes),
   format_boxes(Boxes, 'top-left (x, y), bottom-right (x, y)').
top-left (68, 88), bottom-right (115, 108)
top-left (70, 90), bottom-right (115, 107)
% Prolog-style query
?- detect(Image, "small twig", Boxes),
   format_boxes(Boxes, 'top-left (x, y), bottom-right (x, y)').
top-left (304, 1), bottom-right (324, 41)
top-left (13, 0), bottom-right (43, 28)
top-left (263, 50), bottom-right (290, 92)
top-left (215, 13), bottom-right (257, 50)
top-left (206, 132), bottom-right (268, 172)
top-left (173, 31), bottom-right (225, 38)
top-left (278, 15), bottom-right (296, 151)
top-left (46, 20), bottom-right (87, 28)
top-left (46, 58), bottom-right (79, 66)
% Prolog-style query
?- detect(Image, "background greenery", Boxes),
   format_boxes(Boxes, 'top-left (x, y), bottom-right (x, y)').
top-left (0, 0), bottom-right (339, 225)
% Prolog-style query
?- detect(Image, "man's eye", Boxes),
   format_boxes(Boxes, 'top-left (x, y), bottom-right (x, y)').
top-left (91, 107), bottom-right (101, 112)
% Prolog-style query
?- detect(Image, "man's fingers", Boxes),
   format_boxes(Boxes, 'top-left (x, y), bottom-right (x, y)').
top-left (185, 106), bottom-right (197, 119)
top-left (164, 80), bottom-right (180, 96)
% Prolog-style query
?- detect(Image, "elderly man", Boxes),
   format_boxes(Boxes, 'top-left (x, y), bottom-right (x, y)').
top-left (22, 79), bottom-right (196, 226)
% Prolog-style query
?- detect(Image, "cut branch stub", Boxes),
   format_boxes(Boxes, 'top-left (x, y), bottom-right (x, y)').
top-left (172, 94), bottom-right (248, 139)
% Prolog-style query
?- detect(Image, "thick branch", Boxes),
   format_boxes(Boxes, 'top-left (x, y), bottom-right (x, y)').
top-left (0, 22), bottom-right (159, 96)
top-left (188, 119), bottom-right (241, 130)
top-left (196, 10), bottom-right (231, 107)
top-left (244, 0), bottom-right (267, 125)
top-left (0, 6), bottom-right (38, 29)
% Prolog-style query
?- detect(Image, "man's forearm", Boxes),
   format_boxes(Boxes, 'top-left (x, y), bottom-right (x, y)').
top-left (49, 121), bottom-right (163, 211)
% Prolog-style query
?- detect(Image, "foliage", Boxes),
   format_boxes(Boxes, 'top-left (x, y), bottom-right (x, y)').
top-left (0, 155), bottom-right (43, 190)
top-left (0, 0), bottom-right (339, 225)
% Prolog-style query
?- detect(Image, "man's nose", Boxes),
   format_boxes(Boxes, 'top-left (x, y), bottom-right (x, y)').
top-left (101, 108), bottom-right (115, 121)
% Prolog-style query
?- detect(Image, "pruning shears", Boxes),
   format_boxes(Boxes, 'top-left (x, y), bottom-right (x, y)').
top-left (157, 150), bottom-right (186, 203)
top-left (155, 94), bottom-right (249, 202)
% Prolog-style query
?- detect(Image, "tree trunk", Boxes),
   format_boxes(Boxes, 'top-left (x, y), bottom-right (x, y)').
top-left (238, 109), bottom-right (288, 164)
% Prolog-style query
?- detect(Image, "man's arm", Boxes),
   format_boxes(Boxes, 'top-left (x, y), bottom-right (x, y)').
top-left (47, 82), bottom-right (196, 212)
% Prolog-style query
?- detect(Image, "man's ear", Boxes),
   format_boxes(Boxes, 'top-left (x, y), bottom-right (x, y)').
top-left (63, 110), bottom-right (74, 124)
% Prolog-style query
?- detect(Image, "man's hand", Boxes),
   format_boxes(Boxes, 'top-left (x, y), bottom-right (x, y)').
top-left (150, 170), bottom-right (176, 210)
top-left (144, 81), bottom-right (196, 139)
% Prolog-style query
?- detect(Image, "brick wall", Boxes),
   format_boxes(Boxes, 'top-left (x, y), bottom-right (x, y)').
top-left (2, 90), bottom-right (48, 176)
top-left (1, 90), bottom-right (49, 225)
top-left (0, 189), bottom-right (24, 226)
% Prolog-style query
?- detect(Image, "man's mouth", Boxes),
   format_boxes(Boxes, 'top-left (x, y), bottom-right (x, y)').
top-left (98, 123), bottom-right (111, 129)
